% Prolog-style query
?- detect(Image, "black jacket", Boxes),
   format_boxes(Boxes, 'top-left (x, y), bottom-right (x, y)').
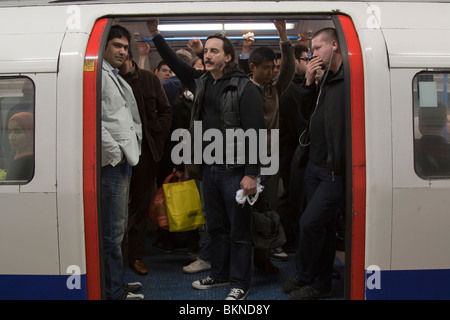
top-left (279, 74), bottom-right (308, 182)
top-left (190, 69), bottom-right (265, 176)
top-left (152, 34), bottom-right (265, 177)
top-left (299, 64), bottom-right (346, 173)
top-left (152, 33), bottom-right (202, 94)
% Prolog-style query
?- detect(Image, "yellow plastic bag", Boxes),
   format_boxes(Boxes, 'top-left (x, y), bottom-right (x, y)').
top-left (149, 173), bottom-right (180, 230)
top-left (163, 179), bottom-right (205, 232)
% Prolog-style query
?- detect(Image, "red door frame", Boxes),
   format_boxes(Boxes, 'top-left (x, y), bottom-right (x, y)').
top-left (82, 14), bottom-right (366, 301)
top-left (83, 17), bottom-right (110, 300)
top-left (337, 15), bottom-right (367, 300)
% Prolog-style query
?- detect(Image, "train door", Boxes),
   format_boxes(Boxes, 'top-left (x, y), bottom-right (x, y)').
top-left (82, 8), bottom-right (368, 300)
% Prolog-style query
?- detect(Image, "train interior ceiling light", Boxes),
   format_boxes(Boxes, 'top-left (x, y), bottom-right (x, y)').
top-left (158, 23), bottom-right (295, 32)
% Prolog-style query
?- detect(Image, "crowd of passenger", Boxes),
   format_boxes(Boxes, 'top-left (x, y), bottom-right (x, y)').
top-left (100, 19), bottom-right (347, 300)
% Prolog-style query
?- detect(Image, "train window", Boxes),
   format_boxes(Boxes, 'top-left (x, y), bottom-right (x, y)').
top-left (0, 77), bottom-right (34, 183)
top-left (413, 72), bottom-right (450, 178)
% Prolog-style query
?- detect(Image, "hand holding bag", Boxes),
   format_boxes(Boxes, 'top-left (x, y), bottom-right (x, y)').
top-left (149, 173), bottom-right (180, 230)
top-left (163, 179), bottom-right (205, 232)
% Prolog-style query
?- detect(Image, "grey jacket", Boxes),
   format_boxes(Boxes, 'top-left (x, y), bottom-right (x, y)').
top-left (101, 60), bottom-right (142, 167)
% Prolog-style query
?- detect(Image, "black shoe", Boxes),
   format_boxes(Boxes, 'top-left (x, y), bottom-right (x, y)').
top-left (282, 274), bottom-right (308, 294)
top-left (192, 276), bottom-right (230, 290)
top-left (123, 282), bottom-right (143, 293)
top-left (225, 288), bottom-right (249, 300)
top-left (155, 242), bottom-right (174, 253)
top-left (255, 258), bottom-right (279, 273)
top-left (289, 285), bottom-right (332, 300)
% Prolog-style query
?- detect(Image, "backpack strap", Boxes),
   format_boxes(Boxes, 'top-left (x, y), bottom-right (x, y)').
top-left (221, 76), bottom-right (251, 129)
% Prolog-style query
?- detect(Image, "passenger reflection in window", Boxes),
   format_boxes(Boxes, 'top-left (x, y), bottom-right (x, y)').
top-left (415, 102), bottom-right (450, 177)
top-left (6, 81), bottom-right (34, 121)
top-left (0, 80), bottom-right (34, 171)
top-left (6, 112), bottom-right (34, 181)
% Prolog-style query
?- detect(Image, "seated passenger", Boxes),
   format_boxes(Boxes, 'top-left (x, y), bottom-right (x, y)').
top-left (6, 112), bottom-right (34, 181)
top-left (415, 102), bottom-right (450, 176)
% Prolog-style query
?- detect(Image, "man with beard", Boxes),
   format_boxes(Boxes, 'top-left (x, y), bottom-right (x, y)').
top-left (147, 19), bottom-right (265, 300)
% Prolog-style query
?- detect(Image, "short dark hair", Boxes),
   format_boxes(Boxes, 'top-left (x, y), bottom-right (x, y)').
top-left (107, 25), bottom-right (131, 46)
top-left (205, 33), bottom-right (237, 76)
top-left (128, 45), bottom-right (134, 60)
top-left (249, 46), bottom-right (276, 67)
top-left (294, 44), bottom-right (309, 60)
top-left (156, 60), bottom-right (168, 72)
top-left (312, 27), bottom-right (338, 44)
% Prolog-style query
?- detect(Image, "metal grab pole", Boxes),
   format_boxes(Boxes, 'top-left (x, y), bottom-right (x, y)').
top-left (140, 36), bottom-right (299, 42)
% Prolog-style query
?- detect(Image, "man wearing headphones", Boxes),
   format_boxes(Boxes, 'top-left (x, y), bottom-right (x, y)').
top-left (283, 28), bottom-right (346, 300)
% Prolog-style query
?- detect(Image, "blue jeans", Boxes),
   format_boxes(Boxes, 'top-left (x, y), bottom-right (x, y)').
top-left (102, 161), bottom-right (132, 300)
top-left (202, 165), bottom-right (253, 290)
top-left (296, 161), bottom-right (345, 291)
top-left (196, 180), bottom-right (211, 262)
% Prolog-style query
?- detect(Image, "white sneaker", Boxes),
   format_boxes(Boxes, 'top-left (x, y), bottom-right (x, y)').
top-left (124, 292), bottom-right (144, 300)
top-left (124, 282), bottom-right (143, 293)
top-left (183, 258), bottom-right (211, 274)
top-left (270, 247), bottom-right (288, 261)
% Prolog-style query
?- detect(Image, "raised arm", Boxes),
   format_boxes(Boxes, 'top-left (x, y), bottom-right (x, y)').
top-left (146, 19), bottom-right (203, 92)
top-left (272, 20), bottom-right (295, 96)
top-left (238, 32), bottom-right (254, 74)
top-left (137, 41), bottom-right (150, 70)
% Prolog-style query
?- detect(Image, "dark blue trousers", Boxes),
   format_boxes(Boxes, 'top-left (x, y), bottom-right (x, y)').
top-left (296, 160), bottom-right (345, 291)
top-left (202, 165), bottom-right (253, 290)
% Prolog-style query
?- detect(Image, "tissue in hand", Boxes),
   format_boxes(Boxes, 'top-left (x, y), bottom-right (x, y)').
top-left (235, 183), bottom-right (264, 206)
top-left (235, 189), bottom-right (247, 204)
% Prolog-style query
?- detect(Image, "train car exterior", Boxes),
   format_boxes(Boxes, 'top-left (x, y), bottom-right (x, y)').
top-left (0, 0), bottom-right (449, 300)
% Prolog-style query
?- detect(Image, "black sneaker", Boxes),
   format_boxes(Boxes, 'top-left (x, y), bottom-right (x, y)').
top-left (289, 285), bottom-right (332, 300)
top-left (192, 276), bottom-right (230, 290)
top-left (118, 291), bottom-right (144, 300)
top-left (282, 274), bottom-right (308, 294)
top-left (124, 282), bottom-right (143, 293)
top-left (225, 288), bottom-right (249, 300)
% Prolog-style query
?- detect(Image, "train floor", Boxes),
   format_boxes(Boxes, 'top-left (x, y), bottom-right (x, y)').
top-left (123, 230), bottom-right (345, 300)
